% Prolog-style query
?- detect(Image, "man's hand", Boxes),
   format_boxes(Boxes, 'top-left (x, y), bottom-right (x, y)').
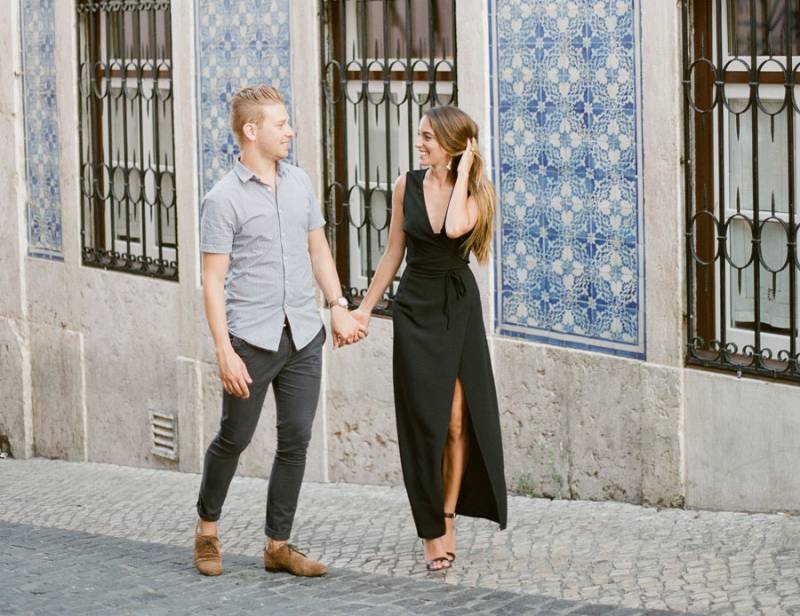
top-left (217, 344), bottom-right (253, 398)
top-left (331, 306), bottom-right (367, 348)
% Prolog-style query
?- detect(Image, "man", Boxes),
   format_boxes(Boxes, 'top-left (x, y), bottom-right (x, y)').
top-left (193, 85), bottom-right (365, 577)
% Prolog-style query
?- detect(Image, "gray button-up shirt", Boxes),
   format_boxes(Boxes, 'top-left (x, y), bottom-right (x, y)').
top-left (199, 160), bottom-right (326, 351)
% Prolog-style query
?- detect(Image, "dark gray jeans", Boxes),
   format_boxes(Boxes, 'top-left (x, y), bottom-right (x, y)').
top-left (196, 325), bottom-right (325, 540)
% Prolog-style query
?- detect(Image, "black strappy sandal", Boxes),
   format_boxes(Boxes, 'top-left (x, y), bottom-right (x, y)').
top-left (425, 555), bottom-right (452, 572)
top-left (444, 512), bottom-right (456, 563)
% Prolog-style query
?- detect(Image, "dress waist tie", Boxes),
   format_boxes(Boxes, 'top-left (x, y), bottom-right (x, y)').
top-left (443, 270), bottom-right (466, 329)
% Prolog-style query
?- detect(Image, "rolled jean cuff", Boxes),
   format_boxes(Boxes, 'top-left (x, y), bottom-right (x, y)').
top-left (265, 523), bottom-right (290, 541)
top-left (196, 501), bottom-right (221, 523)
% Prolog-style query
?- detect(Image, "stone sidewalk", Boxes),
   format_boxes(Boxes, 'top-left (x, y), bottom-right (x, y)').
top-left (1, 459), bottom-right (799, 615)
top-left (3, 522), bottom-right (675, 616)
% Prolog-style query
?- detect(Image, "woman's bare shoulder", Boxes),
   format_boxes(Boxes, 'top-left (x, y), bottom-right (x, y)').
top-left (393, 173), bottom-right (407, 192)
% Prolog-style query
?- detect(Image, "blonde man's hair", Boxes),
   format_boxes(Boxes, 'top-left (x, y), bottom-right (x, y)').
top-left (229, 85), bottom-right (285, 144)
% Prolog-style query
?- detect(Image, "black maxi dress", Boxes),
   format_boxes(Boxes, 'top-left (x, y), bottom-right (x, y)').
top-left (392, 169), bottom-right (508, 539)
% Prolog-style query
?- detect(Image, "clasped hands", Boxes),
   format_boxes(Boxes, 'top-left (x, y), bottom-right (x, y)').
top-left (218, 306), bottom-right (372, 399)
top-left (331, 305), bottom-right (370, 348)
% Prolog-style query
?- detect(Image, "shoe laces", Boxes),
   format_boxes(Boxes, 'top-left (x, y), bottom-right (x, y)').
top-left (286, 543), bottom-right (307, 558)
top-left (197, 535), bottom-right (219, 558)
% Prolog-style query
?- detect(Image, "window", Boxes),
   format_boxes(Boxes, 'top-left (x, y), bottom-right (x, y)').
top-left (683, 0), bottom-right (800, 380)
top-left (320, 0), bottom-right (457, 313)
top-left (77, 0), bottom-right (177, 280)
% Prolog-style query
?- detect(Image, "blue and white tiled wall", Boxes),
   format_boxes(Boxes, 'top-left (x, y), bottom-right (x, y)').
top-left (489, 0), bottom-right (645, 359)
top-left (195, 0), bottom-right (293, 196)
top-left (20, 0), bottom-right (63, 260)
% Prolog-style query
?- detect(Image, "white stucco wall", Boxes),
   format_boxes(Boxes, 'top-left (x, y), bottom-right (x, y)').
top-left (0, 0), bottom-right (34, 461)
top-left (685, 369), bottom-right (800, 512)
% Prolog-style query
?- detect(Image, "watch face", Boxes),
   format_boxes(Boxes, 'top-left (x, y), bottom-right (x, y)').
top-left (336, 297), bottom-right (348, 308)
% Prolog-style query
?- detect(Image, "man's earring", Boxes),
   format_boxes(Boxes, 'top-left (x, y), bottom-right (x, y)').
top-left (446, 158), bottom-right (452, 171)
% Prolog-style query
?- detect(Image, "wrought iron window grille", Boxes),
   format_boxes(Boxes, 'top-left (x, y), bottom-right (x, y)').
top-left (77, 0), bottom-right (178, 280)
top-left (320, 0), bottom-right (458, 315)
top-left (683, 0), bottom-right (800, 382)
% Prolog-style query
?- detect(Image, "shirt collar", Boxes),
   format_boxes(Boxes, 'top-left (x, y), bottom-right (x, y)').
top-left (233, 160), bottom-right (255, 183)
top-left (234, 159), bottom-right (287, 183)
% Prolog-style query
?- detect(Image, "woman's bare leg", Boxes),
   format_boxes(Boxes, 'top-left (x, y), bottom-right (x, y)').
top-left (441, 378), bottom-right (469, 557)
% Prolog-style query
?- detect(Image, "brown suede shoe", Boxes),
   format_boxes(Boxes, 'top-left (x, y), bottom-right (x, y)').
top-left (263, 544), bottom-right (327, 577)
top-left (194, 528), bottom-right (222, 576)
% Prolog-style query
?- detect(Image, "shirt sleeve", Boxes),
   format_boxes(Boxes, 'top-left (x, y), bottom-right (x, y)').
top-left (199, 194), bottom-right (236, 253)
top-left (300, 170), bottom-right (326, 231)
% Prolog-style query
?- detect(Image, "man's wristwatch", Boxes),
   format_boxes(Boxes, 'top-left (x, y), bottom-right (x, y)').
top-left (328, 296), bottom-right (348, 310)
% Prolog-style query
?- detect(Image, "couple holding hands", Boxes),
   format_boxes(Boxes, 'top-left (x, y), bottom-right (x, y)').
top-left (193, 85), bottom-right (507, 578)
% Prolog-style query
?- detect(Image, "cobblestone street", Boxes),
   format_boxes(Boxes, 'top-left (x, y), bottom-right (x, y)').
top-left (2, 459), bottom-right (800, 615)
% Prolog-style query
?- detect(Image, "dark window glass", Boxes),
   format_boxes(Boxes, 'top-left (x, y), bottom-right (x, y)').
top-left (727, 0), bottom-right (800, 55)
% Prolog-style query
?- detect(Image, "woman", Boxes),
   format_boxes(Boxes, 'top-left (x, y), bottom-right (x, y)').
top-left (352, 106), bottom-right (507, 571)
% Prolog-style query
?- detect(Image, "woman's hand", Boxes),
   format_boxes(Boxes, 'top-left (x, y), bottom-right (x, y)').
top-left (457, 138), bottom-right (478, 176)
top-left (351, 307), bottom-right (371, 335)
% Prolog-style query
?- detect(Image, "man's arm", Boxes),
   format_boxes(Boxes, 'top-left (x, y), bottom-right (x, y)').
top-left (203, 252), bottom-right (253, 398)
top-left (307, 228), bottom-right (366, 347)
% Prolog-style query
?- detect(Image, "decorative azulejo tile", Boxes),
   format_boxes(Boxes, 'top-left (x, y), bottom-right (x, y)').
top-left (20, 0), bottom-right (63, 260)
top-left (195, 0), bottom-right (293, 197)
top-left (489, 0), bottom-right (645, 359)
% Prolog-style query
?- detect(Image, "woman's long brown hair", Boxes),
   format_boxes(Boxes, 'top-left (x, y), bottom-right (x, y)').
top-left (423, 106), bottom-right (497, 264)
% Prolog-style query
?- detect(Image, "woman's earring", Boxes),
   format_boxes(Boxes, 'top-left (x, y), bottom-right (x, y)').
top-left (446, 158), bottom-right (452, 171)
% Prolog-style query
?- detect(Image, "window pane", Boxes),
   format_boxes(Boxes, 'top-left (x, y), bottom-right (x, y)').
top-left (159, 172), bottom-right (177, 248)
top-left (728, 101), bottom-right (789, 215)
top-left (727, 101), bottom-right (795, 333)
top-left (358, 189), bottom-right (390, 276)
top-left (359, 0), bottom-right (454, 60)
top-left (727, 0), bottom-right (800, 56)
top-left (108, 10), bottom-right (171, 61)
top-left (730, 220), bottom-right (792, 332)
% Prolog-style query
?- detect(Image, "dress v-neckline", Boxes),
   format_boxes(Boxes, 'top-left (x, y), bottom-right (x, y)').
top-left (420, 170), bottom-right (453, 236)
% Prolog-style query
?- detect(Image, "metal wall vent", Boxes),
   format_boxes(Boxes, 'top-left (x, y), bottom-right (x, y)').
top-left (150, 410), bottom-right (178, 461)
